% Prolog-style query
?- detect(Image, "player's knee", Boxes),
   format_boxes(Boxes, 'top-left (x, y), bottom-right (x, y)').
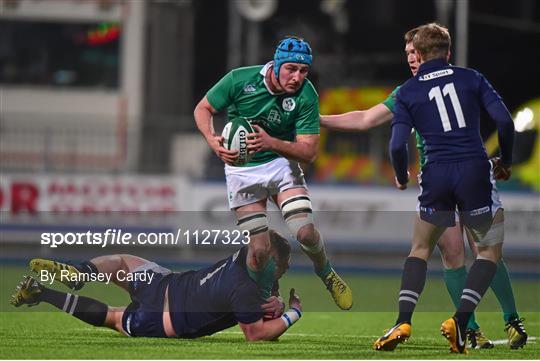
top-left (438, 244), bottom-right (464, 269)
top-left (296, 223), bottom-right (316, 246)
top-left (107, 307), bottom-right (129, 335)
top-left (440, 251), bottom-right (464, 269)
top-left (280, 194), bottom-right (314, 238)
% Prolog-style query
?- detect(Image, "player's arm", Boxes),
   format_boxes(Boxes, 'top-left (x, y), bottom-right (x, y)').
top-left (194, 96), bottom-right (238, 165)
top-left (247, 91), bottom-right (320, 163)
top-left (194, 95), bottom-right (218, 140)
top-left (389, 95), bottom-right (413, 189)
top-left (485, 100), bottom-right (514, 171)
top-left (247, 94), bottom-right (320, 163)
top-left (239, 288), bottom-right (301, 341)
top-left (478, 73), bottom-right (515, 176)
top-left (247, 127), bottom-right (319, 163)
top-left (320, 103), bottom-right (393, 131)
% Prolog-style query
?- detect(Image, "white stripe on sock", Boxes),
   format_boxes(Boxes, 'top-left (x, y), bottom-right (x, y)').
top-left (68, 295), bottom-right (79, 315)
top-left (62, 294), bottom-right (72, 312)
top-left (399, 296), bottom-right (417, 304)
top-left (463, 288), bottom-right (481, 300)
top-left (399, 290), bottom-right (419, 298)
top-left (461, 294), bottom-right (479, 305)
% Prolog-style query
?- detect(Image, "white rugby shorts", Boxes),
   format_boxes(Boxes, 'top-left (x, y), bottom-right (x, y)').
top-left (225, 157), bottom-right (307, 209)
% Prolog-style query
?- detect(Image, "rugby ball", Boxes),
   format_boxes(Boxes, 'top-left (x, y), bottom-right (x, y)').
top-left (221, 118), bottom-right (254, 166)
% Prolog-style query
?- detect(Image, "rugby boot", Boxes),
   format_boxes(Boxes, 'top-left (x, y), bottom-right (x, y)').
top-left (10, 276), bottom-right (43, 307)
top-left (373, 322), bottom-right (411, 351)
top-left (323, 268), bottom-right (353, 310)
top-left (505, 317), bottom-right (528, 349)
top-left (467, 328), bottom-right (494, 349)
top-left (441, 317), bottom-right (468, 354)
top-left (29, 258), bottom-right (84, 290)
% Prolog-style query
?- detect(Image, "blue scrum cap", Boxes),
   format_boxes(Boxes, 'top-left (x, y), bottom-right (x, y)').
top-left (273, 37), bottom-right (312, 78)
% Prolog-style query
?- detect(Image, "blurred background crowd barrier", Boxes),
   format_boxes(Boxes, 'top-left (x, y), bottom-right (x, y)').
top-left (1, 0), bottom-right (539, 276)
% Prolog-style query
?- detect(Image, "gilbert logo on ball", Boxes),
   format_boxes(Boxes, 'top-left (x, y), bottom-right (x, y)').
top-left (222, 118), bottom-right (254, 166)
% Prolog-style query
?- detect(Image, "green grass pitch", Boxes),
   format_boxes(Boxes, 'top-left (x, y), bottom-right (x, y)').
top-left (1, 265), bottom-right (538, 359)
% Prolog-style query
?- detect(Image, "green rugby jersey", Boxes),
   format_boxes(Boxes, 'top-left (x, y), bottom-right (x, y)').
top-left (206, 63), bottom-right (320, 166)
top-left (383, 85), bottom-right (427, 169)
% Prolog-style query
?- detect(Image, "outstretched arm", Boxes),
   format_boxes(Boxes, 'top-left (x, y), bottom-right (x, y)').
top-left (320, 103), bottom-right (393, 132)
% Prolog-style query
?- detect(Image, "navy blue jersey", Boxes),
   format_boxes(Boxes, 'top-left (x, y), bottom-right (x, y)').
top-left (167, 246), bottom-right (265, 338)
top-left (390, 59), bottom-right (514, 184)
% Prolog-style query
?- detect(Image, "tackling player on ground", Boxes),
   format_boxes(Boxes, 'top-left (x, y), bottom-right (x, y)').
top-left (193, 36), bottom-right (352, 310)
top-left (381, 23), bottom-right (521, 353)
top-left (11, 231), bottom-right (302, 341)
top-left (321, 27), bottom-right (527, 350)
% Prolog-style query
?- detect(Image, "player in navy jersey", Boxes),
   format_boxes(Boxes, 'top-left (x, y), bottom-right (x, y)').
top-left (374, 23), bottom-right (518, 353)
top-left (11, 231), bottom-right (303, 341)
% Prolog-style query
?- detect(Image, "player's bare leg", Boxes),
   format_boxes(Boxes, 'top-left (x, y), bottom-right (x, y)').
top-left (236, 200), bottom-right (274, 298)
top-left (438, 224), bottom-right (465, 270)
top-left (438, 223), bottom-right (493, 348)
top-left (374, 215), bottom-right (444, 351)
top-left (276, 188), bottom-right (352, 310)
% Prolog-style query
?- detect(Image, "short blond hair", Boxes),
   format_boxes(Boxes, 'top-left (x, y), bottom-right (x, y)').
top-left (413, 23), bottom-right (451, 61)
top-left (404, 26), bottom-right (420, 44)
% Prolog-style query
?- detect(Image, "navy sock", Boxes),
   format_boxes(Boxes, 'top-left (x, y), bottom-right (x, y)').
top-left (454, 259), bottom-right (497, 332)
top-left (395, 257), bottom-right (427, 325)
top-left (40, 287), bottom-right (108, 326)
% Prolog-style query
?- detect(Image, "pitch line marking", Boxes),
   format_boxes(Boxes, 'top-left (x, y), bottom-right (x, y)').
top-left (71, 328), bottom-right (537, 344)
top-left (220, 331), bottom-right (537, 344)
top-left (491, 336), bottom-right (536, 345)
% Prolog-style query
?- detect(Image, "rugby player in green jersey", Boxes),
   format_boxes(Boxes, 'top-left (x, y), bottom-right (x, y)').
top-left (320, 28), bottom-right (526, 349)
top-left (194, 36), bottom-right (353, 310)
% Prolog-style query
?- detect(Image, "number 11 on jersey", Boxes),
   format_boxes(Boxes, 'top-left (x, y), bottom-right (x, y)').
top-left (429, 82), bottom-right (466, 132)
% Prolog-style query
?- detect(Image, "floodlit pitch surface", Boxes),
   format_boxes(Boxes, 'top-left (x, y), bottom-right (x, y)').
top-left (1, 266), bottom-right (538, 359)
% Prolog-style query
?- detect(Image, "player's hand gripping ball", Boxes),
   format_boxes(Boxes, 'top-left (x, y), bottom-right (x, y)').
top-left (221, 118), bottom-right (254, 166)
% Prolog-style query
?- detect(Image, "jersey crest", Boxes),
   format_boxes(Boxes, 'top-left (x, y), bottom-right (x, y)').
top-left (282, 97), bottom-right (296, 111)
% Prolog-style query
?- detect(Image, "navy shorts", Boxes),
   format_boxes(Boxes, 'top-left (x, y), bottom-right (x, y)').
top-left (121, 262), bottom-right (172, 337)
top-left (418, 158), bottom-right (493, 227)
